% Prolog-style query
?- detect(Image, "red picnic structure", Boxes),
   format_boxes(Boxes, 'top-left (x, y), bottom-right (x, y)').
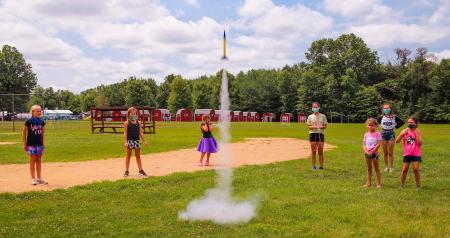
top-left (153, 109), bottom-right (172, 121)
top-left (262, 112), bottom-right (276, 122)
top-left (280, 113), bottom-right (293, 123)
top-left (176, 108), bottom-right (193, 122)
top-left (90, 106), bottom-right (156, 134)
top-left (194, 109), bottom-right (215, 121)
top-left (298, 113), bottom-right (307, 123)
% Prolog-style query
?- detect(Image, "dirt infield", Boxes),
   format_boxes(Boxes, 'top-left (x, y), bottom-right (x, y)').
top-left (0, 138), bottom-right (335, 193)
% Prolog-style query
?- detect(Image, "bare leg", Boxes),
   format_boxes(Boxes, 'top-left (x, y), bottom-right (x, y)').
top-left (199, 152), bottom-right (206, 163)
top-left (388, 140), bottom-right (395, 170)
top-left (318, 142), bottom-right (324, 168)
top-left (412, 162), bottom-right (421, 187)
top-left (365, 158), bottom-right (372, 187)
top-left (310, 142), bottom-right (317, 167)
top-left (36, 155), bottom-right (42, 179)
top-left (400, 163), bottom-right (409, 187)
top-left (381, 141), bottom-right (388, 169)
top-left (206, 153), bottom-right (211, 165)
top-left (135, 148), bottom-right (143, 171)
top-left (29, 155), bottom-right (36, 179)
top-left (373, 158), bottom-right (381, 187)
top-left (125, 148), bottom-right (132, 171)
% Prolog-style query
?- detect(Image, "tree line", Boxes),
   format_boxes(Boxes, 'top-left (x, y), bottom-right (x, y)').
top-left (1, 34), bottom-right (449, 122)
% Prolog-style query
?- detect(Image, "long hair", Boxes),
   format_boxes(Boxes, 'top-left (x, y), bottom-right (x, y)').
top-left (29, 105), bottom-right (42, 118)
top-left (126, 107), bottom-right (138, 120)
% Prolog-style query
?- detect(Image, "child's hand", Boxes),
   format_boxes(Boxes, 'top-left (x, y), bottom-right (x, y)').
top-left (143, 141), bottom-right (149, 147)
top-left (124, 142), bottom-right (128, 147)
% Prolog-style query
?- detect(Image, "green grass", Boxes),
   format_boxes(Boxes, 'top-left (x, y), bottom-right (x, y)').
top-left (0, 122), bottom-right (449, 237)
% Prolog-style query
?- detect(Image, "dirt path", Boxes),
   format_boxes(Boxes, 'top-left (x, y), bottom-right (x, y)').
top-left (0, 138), bottom-right (335, 193)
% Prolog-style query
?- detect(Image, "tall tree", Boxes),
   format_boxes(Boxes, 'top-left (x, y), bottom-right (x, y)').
top-left (167, 76), bottom-right (192, 113)
top-left (0, 45), bottom-right (37, 112)
top-left (125, 79), bottom-right (156, 107)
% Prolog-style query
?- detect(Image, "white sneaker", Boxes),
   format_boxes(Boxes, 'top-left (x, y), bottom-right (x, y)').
top-left (384, 167), bottom-right (389, 172)
top-left (31, 179), bottom-right (38, 185)
top-left (389, 168), bottom-right (394, 173)
top-left (37, 179), bottom-right (48, 185)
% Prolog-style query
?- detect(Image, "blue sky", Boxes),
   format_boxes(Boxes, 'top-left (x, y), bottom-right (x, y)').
top-left (0, 0), bottom-right (449, 92)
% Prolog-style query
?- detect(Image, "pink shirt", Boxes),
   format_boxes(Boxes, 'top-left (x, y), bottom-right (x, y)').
top-left (403, 130), bottom-right (422, 156)
top-left (363, 132), bottom-right (381, 153)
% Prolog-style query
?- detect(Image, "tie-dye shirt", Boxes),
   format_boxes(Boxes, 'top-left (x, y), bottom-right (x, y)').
top-left (403, 129), bottom-right (422, 156)
top-left (363, 132), bottom-right (381, 153)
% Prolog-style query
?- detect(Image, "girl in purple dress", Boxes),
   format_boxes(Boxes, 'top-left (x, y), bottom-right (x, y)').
top-left (197, 115), bottom-right (218, 166)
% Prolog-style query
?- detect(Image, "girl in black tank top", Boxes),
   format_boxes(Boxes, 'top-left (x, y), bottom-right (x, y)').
top-left (123, 107), bottom-right (148, 177)
top-left (197, 115), bottom-right (218, 166)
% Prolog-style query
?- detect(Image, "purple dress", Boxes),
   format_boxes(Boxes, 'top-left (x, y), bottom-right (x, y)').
top-left (197, 123), bottom-right (218, 153)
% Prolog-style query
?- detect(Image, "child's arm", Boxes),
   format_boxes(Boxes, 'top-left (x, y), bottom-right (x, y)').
top-left (415, 128), bottom-right (423, 146)
top-left (123, 121), bottom-right (128, 147)
top-left (369, 140), bottom-right (381, 155)
top-left (21, 126), bottom-right (27, 151)
top-left (140, 122), bottom-right (148, 146)
top-left (395, 129), bottom-right (407, 143)
top-left (395, 116), bottom-right (405, 129)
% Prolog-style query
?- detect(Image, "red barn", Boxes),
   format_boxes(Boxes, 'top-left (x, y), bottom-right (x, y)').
top-left (176, 108), bottom-right (193, 122)
top-left (194, 109), bottom-right (215, 121)
top-left (249, 112), bottom-right (259, 122)
top-left (280, 113), bottom-right (293, 123)
top-left (242, 112), bottom-right (250, 122)
top-left (214, 110), bottom-right (233, 121)
top-left (232, 111), bottom-right (243, 122)
top-left (154, 109), bottom-right (172, 121)
top-left (298, 113), bottom-right (307, 123)
top-left (262, 112), bottom-right (276, 122)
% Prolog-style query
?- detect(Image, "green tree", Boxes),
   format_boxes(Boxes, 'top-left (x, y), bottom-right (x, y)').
top-left (192, 80), bottom-right (212, 109)
top-left (80, 89), bottom-right (98, 112)
top-left (125, 79), bottom-right (156, 107)
top-left (0, 45), bottom-right (37, 112)
top-left (167, 76), bottom-right (192, 113)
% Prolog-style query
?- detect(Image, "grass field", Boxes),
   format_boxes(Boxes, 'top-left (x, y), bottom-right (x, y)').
top-left (0, 121), bottom-right (449, 237)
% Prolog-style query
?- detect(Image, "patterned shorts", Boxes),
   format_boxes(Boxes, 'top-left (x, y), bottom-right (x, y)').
top-left (27, 146), bottom-right (44, 156)
top-left (126, 140), bottom-right (141, 149)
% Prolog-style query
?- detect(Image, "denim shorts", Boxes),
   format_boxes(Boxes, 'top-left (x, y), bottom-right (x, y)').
top-left (381, 130), bottom-right (395, 141)
top-left (27, 146), bottom-right (44, 156)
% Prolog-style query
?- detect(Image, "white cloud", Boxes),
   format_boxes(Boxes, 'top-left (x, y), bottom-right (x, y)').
top-left (432, 49), bottom-right (450, 61)
top-left (238, 0), bottom-right (275, 17)
top-left (185, 0), bottom-right (200, 8)
top-left (349, 24), bottom-right (449, 48)
top-left (323, 0), bottom-right (400, 23)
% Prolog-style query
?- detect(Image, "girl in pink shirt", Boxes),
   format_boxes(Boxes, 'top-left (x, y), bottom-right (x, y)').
top-left (396, 116), bottom-right (423, 189)
top-left (363, 118), bottom-right (382, 188)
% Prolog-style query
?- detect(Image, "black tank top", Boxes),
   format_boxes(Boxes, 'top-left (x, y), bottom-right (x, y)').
top-left (201, 123), bottom-right (212, 138)
top-left (127, 120), bottom-right (140, 141)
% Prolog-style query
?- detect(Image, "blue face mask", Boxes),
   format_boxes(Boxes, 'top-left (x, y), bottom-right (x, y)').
top-left (408, 124), bottom-right (415, 129)
top-left (312, 108), bottom-right (320, 113)
top-left (383, 109), bottom-right (391, 115)
top-left (130, 115), bottom-right (137, 121)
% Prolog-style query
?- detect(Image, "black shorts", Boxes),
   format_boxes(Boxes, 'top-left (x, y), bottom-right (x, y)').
top-left (365, 153), bottom-right (379, 160)
top-left (309, 133), bottom-right (325, 142)
top-left (403, 156), bottom-right (422, 163)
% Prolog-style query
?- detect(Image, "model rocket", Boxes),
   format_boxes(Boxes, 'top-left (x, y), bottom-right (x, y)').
top-left (221, 30), bottom-right (228, 60)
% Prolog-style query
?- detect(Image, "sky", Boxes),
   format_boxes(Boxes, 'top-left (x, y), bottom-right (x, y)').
top-left (1, 0), bottom-right (449, 93)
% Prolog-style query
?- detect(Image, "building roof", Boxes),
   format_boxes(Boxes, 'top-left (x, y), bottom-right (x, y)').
top-left (194, 109), bottom-right (213, 114)
top-left (157, 109), bottom-right (171, 114)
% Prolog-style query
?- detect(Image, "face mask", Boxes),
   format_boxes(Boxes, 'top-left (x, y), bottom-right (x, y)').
top-left (383, 109), bottom-right (391, 115)
top-left (312, 108), bottom-right (320, 113)
top-left (408, 124), bottom-right (415, 129)
top-left (130, 115), bottom-right (137, 121)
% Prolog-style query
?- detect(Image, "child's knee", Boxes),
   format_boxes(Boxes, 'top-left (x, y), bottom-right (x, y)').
top-left (413, 167), bottom-right (420, 173)
top-left (402, 167), bottom-right (409, 173)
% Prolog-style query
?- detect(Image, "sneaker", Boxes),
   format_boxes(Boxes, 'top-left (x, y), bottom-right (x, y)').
top-left (31, 179), bottom-right (38, 185)
top-left (37, 179), bottom-right (48, 185)
top-left (123, 171), bottom-right (129, 177)
top-left (384, 167), bottom-right (389, 172)
top-left (138, 170), bottom-right (148, 177)
top-left (319, 166), bottom-right (324, 170)
top-left (312, 166), bottom-right (317, 171)
top-left (389, 168), bottom-right (394, 173)
top-left (376, 185), bottom-right (382, 189)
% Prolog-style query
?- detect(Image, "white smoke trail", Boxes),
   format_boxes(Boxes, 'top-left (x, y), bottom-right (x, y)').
top-left (179, 61), bottom-right (258, 224)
